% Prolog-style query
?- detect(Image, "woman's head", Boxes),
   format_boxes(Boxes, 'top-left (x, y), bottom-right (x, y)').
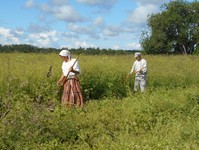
top-left (59, 50), bottom-right (71, 61)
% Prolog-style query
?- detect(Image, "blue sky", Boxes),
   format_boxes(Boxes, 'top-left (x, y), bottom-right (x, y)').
top-left (0, 0), bottom-right (195, 50)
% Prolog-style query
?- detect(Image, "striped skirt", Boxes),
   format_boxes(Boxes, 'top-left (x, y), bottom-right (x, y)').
top-left (62, 76), bottom-right (84, 108)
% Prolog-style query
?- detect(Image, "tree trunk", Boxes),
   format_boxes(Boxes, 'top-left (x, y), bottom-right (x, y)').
top-left (189, 42), bottom-right (195, 54)
top-left (179, 43), bottom-right (187, 55)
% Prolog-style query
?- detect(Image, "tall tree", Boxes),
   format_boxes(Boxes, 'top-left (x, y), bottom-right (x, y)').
top-left (141, 0), bottom-right (199, 54)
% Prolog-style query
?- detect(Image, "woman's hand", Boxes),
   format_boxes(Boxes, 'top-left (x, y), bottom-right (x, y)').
top-left (69, 67), bottom-right (79, 74)
top-left (68, 67), bottom-right (73, 73)
top-left (57, 80), bottom-right (63, 86)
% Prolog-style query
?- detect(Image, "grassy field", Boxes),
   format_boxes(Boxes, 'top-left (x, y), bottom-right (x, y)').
top-left (0, 53), bottom-right (199, 149)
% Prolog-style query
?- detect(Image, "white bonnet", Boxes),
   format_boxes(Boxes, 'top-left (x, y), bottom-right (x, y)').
top-left (59, 50), bottom-right (71, 58)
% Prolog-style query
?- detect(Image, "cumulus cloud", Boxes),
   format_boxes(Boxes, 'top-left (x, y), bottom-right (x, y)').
top-left (136, 0), bottom-right (169, 6)
top-left (127, 42), bottom-right (141, 50)
top-left (126, 4), bottom-right (158, 26)
top-left (102, 26), bottom-right (121, 37)
top-left (51, 5), bottom-right (84, 22)
top-left (50, 0), bottom-right (69, 5)
top-left (74, 41), bottom-right (96, 48)
top-left (39, 3), bottom-right (51, 12)
top-left (27, 30), bottom-right (58, 47)
top-left (66, 23), bottom-right (100, 39)
top-left (93, 17), bottom-right (105, 27)
top-left (90, 34), bottom-right (100, 39)
top-left (14, 30), bottom-right (24, 36)
top-left (77, 0), bottom-right (117, 8)
top-left (0, 27), bottom-right (20, 44)
top-left (61, 32), bottom-right (79, 39)
top-left (124, 0), bottom-right (169, 30)
top-left (112, 45), bottom-right (120, 50)
top-left (68, 23), bottom-right (94, 35)
top-left (25, 1), bottom-right (85, 23)
top-left (24, 0), bottom-right (34, 8)
top-left (27, 23), bottom-right (51, 33)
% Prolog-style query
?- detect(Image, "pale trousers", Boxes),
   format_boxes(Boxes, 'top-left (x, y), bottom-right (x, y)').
top-left (134, 77), bottom-right (147, 92)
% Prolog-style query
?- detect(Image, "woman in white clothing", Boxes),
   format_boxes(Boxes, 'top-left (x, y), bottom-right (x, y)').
top-left (57, 50), bottom-right (84, 108)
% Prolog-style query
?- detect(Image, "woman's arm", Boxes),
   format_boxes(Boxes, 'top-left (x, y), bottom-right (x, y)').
top-left (57, 74), bottom-right (65, 86)
top-left (70, 60), bottom-right (80, 75)
top-left (69, 67), bottom-right (80, 74)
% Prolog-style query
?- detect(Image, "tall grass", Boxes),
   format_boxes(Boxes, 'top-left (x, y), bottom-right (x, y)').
top-left (0, 53), bottom-right (198, 149)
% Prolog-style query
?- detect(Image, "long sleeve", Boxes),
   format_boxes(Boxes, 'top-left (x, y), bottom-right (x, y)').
top-left (130, 62), bottom-right (136, 74)
top-left (141, 59), bottom-right (147, 74)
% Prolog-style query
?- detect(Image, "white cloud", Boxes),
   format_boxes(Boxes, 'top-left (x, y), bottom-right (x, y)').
top-left (24, 0), bottom-right (34, 8)
top-left (90, 34), bottom-right (100, 39)
top-left (0, 27), bottom-right (20, 44)
top-left (14, 30), bottom-right (24, 36)
top-left (39, 3), bottom-right (51, 12)
top-left (93, 17), bottom-right (105, 27)
top-left (68, 24), bottom-right (94, 35)
top-left (126, 4), bottom-right (158, 26)
top-left (121, 1), bottom-right (170, 50)
top-left (30, 2), bottom-right (85, 23)
top-left (102, 26), bottom-right (121, 37)
top-left (136, 0), bottom-right (169, 6)
top-left (77, 0), bottom-right (117, 8)
top-left (28, 30), bottom-right (58, 47)
top-left (50, 0), bottom-right (69, 5)
top-left (27, 23), bottom-right (50, 33)
top-left (74, 41), bottom-right (96, 48)
top-left (0, 27), bottom-right (11, 36)
top-left (51, 5), bottom-right (84, 22)
top-left (127, 42), bottom-right (141, 50)
top-left (112, 45), bottom-right (120, 50)
top-left (61, 32), bottom-right (79, 39)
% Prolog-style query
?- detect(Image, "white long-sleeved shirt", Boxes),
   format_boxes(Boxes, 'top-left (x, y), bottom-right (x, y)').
top-left (62, 58), bottom-right (81, 77)
top-left (130, 58), bottom-right (147, 78)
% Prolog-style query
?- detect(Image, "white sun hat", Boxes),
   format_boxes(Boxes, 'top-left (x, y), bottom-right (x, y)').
top-left (134, 52), bottom-right (141, 57)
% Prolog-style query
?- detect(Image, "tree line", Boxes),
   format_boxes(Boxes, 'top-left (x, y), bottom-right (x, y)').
top-left (0, 44), bottom-right (136, 55)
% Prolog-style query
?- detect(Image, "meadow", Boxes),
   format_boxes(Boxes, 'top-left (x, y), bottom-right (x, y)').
top-left (0, 53), bottom-right (199, 149)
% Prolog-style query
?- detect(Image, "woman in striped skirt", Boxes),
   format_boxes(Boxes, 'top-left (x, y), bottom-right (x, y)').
top-left (57, 50), bottom-right (84, 108)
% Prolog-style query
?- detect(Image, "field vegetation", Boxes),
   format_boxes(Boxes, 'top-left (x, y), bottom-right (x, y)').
top-left (0, 53), bottom-right (199, 149)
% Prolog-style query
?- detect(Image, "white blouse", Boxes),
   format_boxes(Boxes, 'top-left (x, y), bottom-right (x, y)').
top-left (62, 58), bottom-right (81, 77)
